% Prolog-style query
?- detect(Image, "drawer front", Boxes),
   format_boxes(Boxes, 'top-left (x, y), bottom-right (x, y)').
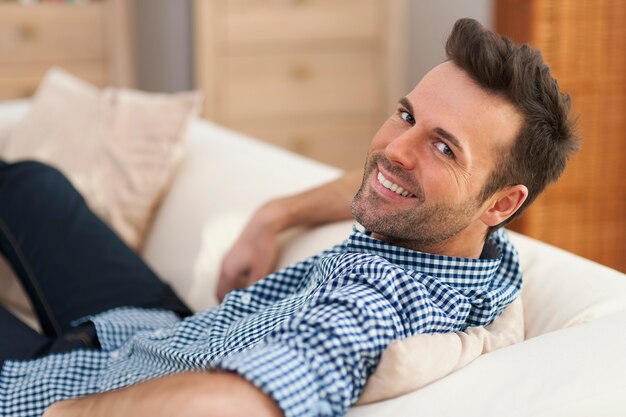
top-left (219, 50), bottom-right (382, 119)
top-left (0, 63), bottom-right (106, 100)
top-left (228, 114), bottom-right (379, 170)
top-left (223, 0), bottom-right (381, 46)
top-left (0, 4), bottom-right (105, 64)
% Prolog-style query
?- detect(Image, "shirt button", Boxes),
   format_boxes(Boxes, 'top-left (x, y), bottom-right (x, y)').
top-left (110, 351), bottom-right (120, 359)
top-left (241, 293), bottom-right (251, 304)
top-left (154, 329), bottom-right (165, 337)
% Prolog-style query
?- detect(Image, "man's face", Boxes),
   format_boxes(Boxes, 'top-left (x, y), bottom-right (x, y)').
top-left (352, 62), bottom-right (522, 255)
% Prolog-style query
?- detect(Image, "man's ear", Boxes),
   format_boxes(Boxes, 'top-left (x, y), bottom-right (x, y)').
top-left (480, 185), bottom-right (528, 227)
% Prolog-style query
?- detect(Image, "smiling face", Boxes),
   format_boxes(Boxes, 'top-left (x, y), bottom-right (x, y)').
top-left (352, 61), bottom-right (524, 258)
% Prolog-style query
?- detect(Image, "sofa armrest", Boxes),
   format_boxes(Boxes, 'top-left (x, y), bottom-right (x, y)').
top-left (347, 309), bottom-right (626, 417)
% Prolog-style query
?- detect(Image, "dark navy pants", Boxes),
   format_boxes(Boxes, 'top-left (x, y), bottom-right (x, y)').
top-left (0, 160), bottom-right (192, 364)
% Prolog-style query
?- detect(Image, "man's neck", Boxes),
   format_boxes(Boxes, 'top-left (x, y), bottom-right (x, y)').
top-left (370, 228), bottom-right (487, 259)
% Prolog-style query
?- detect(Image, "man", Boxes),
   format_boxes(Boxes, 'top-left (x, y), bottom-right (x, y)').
top-left (0, 19), bottom-right (578, 417)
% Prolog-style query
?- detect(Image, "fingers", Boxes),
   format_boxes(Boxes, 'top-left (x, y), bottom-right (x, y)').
top-left (216, 272), bottom-right (237, 302)
top-left (217, 257), bottom-right (253, 301)
top-left (216, 261), bottom-right (236, 302)
top-left (217, 260), bottom-right (270, 302)
top-left (215, 212), bottom-right (282, 302)
top-left (235, 271), bottom-right (249, 287)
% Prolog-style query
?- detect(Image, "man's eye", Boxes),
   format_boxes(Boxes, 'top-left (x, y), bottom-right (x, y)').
top-left (400, 111), bottom-right (415, 125)
top-left (435, 141), bottom-right (455, 158)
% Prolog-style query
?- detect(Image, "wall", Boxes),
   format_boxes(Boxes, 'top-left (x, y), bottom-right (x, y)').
top-left (133, 0), bottom-right (193, 93)
top-left (405, 0), bottom-right (492, 92)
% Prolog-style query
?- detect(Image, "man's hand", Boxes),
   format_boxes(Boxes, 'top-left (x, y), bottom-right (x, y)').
top-left (217, 202), bottom-right (283, 301)
top-left (216, 170), bottom-right (363, 301)
top-left (43, 371), bottom-right (283, 417)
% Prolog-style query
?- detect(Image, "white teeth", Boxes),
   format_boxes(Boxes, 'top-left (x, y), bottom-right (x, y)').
top-left (377, 171), bottom-right (415, 198)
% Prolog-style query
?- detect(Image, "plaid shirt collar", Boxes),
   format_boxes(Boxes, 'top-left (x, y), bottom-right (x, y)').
top-left (345, 224), bottom-right (502, 287)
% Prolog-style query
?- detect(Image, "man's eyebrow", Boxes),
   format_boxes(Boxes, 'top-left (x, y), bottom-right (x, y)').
top-left (434, 127), bottom-right (464, 152)
top-left (398, 97), bottom-right (414, 114)
top-left (398, 96), bottom-right (464, 153)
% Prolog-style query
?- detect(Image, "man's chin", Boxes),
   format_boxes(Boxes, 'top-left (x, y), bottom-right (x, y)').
top-left (353, 210), bottom-right (397, 239)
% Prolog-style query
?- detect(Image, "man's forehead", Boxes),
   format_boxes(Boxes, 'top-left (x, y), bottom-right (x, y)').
top-left (405, 62), bottom-right (522, 150)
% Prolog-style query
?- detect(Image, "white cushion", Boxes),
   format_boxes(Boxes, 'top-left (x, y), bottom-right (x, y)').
top-left (510, 233), bottom-right (626, 338)
top-left (347, 310), bottom-right (626, 417)
top-left (356, 296), bottom-right (524, 405)
top-left (141, 120), bottom-right (342, 310)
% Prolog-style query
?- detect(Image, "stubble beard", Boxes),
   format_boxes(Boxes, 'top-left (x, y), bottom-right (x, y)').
top-left (352, 153), bottom-right (480, 251)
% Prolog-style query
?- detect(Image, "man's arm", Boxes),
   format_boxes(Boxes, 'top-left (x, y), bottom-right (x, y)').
top-left (44, 371), bottom-right (282, 417)
top-left (217, 169), bottom-right (362, 301)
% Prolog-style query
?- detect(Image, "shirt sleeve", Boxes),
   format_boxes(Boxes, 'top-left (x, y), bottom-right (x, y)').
top-left (216, 264), bottom-right (468, 417)
top-left (216, 282), bottom-right (397, 417)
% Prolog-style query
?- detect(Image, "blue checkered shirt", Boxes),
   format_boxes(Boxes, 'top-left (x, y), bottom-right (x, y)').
top-left (0, 226), bottom-right (521, 417)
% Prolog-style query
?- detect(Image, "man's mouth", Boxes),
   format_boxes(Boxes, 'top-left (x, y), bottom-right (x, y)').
top-left (376, 171), bottom-right (416, 198)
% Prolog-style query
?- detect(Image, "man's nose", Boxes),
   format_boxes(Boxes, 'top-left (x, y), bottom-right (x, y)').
top-left (384, 129), bottom-right (420, 170)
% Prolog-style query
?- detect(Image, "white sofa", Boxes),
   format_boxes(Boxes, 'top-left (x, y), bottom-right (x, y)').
top-left (1, 99), bottom-right (626, 416)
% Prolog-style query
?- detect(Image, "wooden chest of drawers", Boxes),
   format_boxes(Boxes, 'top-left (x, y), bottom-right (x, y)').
top-left (0, 0), bottom-right (133, 100)
top-left (194, 0), bottom-right (408, 170)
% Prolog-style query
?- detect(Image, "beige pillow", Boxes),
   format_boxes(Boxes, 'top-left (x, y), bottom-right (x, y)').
top-left (357, 296), bottom-right (524, 404)
top-left (1, 67), bottom-right (202, 249)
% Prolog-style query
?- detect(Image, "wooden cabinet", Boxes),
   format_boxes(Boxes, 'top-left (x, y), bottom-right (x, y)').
top-left (0, 0), bottom-right (134, 100)
top-left (496, 0), bottom-right (626, 272)
top-left (194, 0), bottom-right (408, 170)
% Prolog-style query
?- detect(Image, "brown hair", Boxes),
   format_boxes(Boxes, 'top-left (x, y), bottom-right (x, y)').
top-left (445, 18), bottom-right (580, 234)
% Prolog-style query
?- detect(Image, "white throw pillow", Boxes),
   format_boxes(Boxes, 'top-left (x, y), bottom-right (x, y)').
top-left (510, 233), bottom-right (626, 338)
top-left (1, 67), bottom-right (203, 249)
top-left (357, 296), bottom-right (524, 404)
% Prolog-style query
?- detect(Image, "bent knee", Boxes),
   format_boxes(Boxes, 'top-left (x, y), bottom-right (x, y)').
top-left (0, 160), bottom-right (74, 196)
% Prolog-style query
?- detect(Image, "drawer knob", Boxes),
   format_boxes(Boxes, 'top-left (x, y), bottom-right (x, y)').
top-left (290, 65), bottom-right (313, 82)
top-left (18, 24), bottom-right (38, 41)
top-left (292, 136), bottom-right (311, 154)
top-left (22, 86), bottom-right (37, 97)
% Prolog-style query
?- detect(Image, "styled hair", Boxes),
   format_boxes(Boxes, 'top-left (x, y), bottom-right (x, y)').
top-left (445, 18), bottom-right (580, 233)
